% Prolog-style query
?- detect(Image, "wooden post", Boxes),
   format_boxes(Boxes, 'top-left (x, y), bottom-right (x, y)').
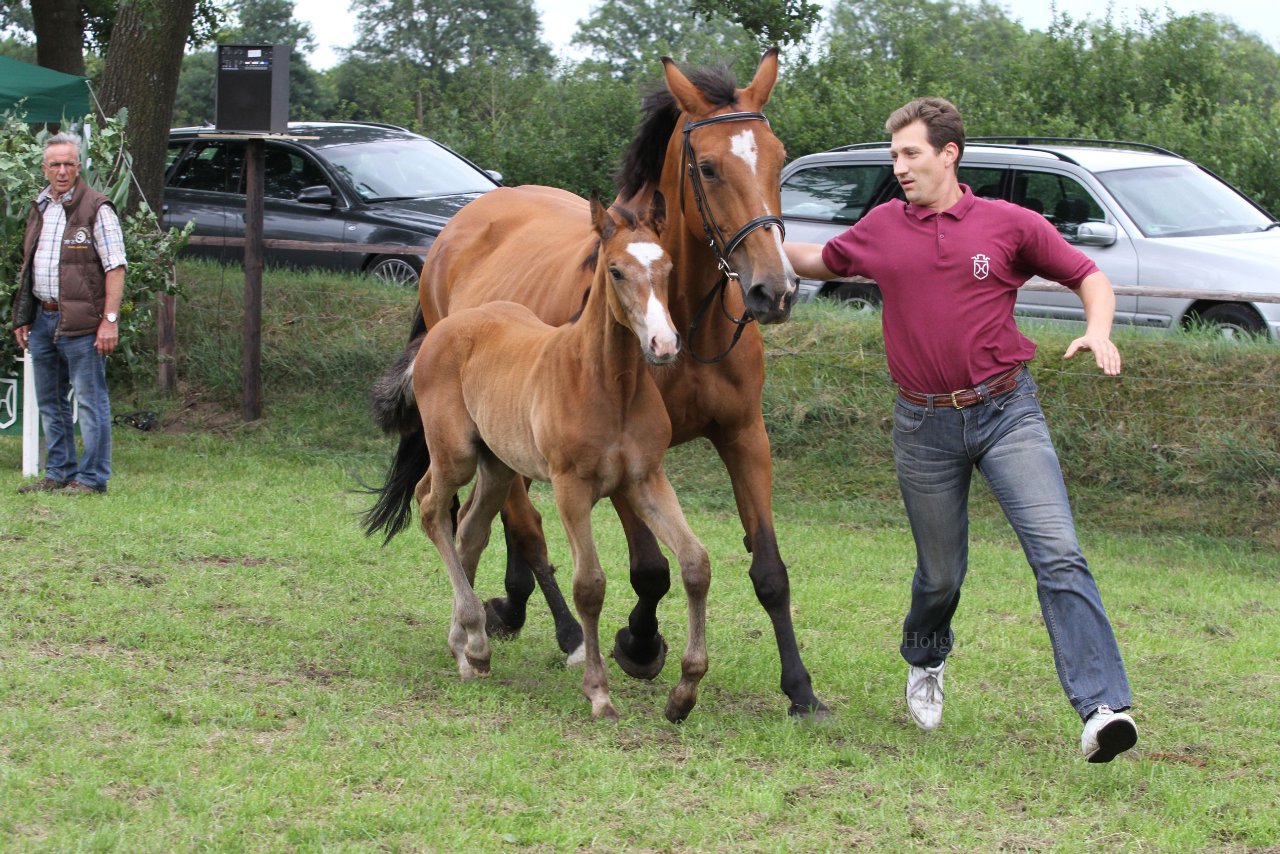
top-left (157, 263), bottom-right (176, 394)
top-left (242, 137), bottom-right (264, 421)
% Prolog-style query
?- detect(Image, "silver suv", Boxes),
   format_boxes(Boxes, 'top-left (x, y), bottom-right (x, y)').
top-left (780, 138), bottom-right (1280, 339)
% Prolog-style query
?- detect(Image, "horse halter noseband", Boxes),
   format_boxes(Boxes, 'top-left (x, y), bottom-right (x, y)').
top-left (680, 111), bottom-right (786, 364)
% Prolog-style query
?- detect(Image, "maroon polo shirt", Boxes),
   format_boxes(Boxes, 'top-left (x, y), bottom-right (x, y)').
top-left (821, 186), bottom-right (1098, 394)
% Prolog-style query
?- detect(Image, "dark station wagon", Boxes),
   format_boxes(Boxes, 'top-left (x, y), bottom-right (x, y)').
top-left (163, 121), bottom-right (501, 285)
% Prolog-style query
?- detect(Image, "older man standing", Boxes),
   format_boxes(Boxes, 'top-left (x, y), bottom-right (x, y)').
top-left (11, 132), bottom-right (126, 495)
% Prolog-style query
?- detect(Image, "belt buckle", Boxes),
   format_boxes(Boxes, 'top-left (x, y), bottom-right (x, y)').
top-left (950, 390), bottom-right (963, 410)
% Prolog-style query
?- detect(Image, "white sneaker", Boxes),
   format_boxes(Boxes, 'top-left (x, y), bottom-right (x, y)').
top-left (906, 662), bottom-right (945, 730)
top-left (1081, 705), bottom-right (1138, 763)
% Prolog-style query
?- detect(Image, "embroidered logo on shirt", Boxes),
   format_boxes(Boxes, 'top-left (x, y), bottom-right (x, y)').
top-left (972, 253), bottom-right (990, 280)
top-left (65, 227), bottom-right (91, 246)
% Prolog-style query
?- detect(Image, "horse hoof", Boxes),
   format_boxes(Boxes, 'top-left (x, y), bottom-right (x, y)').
top-left (788, 699), bottom-right (831, 722)
top-left (483, 598), bottom-right (521, 639)
top-left (465, 654), bottom-right (492, 677)
top-left (664, 696), bottom-right (695, 724)
top-left (610, 628), bottom-right (667, 681)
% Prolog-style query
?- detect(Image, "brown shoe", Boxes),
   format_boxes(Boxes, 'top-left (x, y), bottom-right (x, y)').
top-left (59, 480), bottom-right (107, 495)
top-left (17, 477), bottom-right (69, 494)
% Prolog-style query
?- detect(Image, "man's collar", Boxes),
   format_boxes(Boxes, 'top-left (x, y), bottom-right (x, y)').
top-left (905, 184), bottom-right (976, 221)
top-left (38, 179), bottom-right (79, 207)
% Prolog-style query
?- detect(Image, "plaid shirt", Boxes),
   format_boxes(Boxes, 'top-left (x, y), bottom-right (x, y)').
top-left (31, 185), bottom-right (128, 303)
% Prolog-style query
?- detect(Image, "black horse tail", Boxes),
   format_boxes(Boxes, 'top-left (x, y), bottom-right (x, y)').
top-left (362, 310), bottom-right (431, 543)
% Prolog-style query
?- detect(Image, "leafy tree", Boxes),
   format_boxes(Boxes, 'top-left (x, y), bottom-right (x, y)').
top-left (689, 0), bottom-right (821, 46)
top-left (347, 0), bottom-right (552, 83)
top-left (571, 0), bottom-right (758, 81)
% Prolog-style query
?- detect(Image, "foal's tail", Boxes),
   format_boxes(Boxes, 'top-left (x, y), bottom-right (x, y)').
top-left (361, 310), bottom-right (431, 544)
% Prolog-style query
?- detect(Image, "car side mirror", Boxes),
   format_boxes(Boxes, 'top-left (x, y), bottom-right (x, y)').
top-left (1076, 222), bottom-right (1117, 247)
top-left (297, 185), bottom-right (338, 206)
top-left (486, 170), bottom-right (504, 185)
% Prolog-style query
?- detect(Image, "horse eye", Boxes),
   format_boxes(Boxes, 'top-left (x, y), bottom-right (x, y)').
top-left (610, 267), bottom-right (623, 281)
top-left (699, 162), bottom-right (717, 180)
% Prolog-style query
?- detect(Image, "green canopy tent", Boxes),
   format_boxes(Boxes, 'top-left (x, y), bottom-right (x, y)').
top-left (0, 56), bottom-right (91, 122)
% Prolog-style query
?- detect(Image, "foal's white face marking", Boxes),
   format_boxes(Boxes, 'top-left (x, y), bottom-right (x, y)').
top-left (730, 128), bottom-right (759, 174)
top-left (627, 241), bottom-right (665, 270)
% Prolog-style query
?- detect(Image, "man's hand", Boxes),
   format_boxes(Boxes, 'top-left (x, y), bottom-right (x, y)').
top-left (1064, 332), bottom-right (1121, 376)
top-left (96, 318), bottom-right (119, 356)
top-left (14, 325), bottom-right (30, 351)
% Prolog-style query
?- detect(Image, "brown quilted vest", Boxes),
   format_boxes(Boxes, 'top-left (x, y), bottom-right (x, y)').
top-left (12, 178), bottom-right (116, 339)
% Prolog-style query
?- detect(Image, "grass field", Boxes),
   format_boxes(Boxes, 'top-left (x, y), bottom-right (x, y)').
top-left (2, 265), bottom-right (1277, 850)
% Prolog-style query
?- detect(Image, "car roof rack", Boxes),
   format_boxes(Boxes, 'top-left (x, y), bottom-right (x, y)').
top-left (967, 136), bottom-right (1184, 158)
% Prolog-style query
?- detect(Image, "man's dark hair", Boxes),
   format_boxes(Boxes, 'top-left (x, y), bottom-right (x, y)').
top-left (885, 97), bottom-right (965, 163)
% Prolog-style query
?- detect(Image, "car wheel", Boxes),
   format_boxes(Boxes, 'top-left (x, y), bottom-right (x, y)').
top-left (367, 255), bottom-right (422, 287)
top-left (828, 281), bottom-right (882, 312)
top-left (1187, 303), bottom-right (1267, 339)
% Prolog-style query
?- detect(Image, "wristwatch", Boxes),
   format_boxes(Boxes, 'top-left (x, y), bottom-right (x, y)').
top-left (105, 312), bottom-right (118, 323)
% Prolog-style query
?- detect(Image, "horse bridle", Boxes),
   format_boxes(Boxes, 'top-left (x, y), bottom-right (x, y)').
top-left (680, 111), bottom-right (786, 364)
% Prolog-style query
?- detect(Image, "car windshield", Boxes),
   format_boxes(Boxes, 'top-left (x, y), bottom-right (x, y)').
top-left (320, 138), bottom-right (494, 202)
top-left (1096, 165), bottom-right (1271, 237)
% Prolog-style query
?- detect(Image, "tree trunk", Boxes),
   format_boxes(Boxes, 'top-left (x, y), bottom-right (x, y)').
top-left (96, 0), bottom-right (199, 215)
top-left (30, 0), bottom-right (87, 76)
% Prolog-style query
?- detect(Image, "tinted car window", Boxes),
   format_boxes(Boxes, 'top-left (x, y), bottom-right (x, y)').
top-left (781, 164), bottom-right (892, 224)
top-left (960, 167), bottom-right (1005, 199)
top-left (1014, 170), bottom-right (1106, 240)
top-left (170, 139), bottom-right (242, 193)
top-left (263, 147), bottom-right (330, 200)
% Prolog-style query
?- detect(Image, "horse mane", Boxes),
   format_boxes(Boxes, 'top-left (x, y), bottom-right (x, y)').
top-left (615, 63), bottom-right (741, 199)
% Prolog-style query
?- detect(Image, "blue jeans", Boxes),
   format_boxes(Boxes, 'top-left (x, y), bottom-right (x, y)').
top-left (27, 307), bottom-right (112, 490)
top-left (892, 367), bottom-right (1130, 720)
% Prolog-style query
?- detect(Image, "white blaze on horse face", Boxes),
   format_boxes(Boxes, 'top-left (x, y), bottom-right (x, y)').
top-left (645, 290), bottom-right (679, 361)
top-left (730, 129), bottom-right (759, 175)
top-left (627, 241), bottom-right (665, 271)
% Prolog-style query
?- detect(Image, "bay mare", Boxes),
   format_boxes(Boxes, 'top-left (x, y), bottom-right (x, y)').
top-left (364, 50), bottom-right (828, 718)
top-left (384, 194), bottom-right (713, 721)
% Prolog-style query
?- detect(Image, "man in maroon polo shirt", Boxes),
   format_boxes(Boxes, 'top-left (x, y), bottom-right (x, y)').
top-left (787, 98), bottom-right (1137, 762)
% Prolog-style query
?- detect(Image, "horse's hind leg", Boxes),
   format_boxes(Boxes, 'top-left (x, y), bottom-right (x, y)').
top-left (483, 480), bottom-right (585, 664)
top-left (625, 474), bottom-right (711, 723)
top-left (608, 496), bottom-right (671, 680)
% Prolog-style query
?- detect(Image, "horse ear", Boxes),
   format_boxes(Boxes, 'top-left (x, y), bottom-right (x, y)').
top-left (662, 56), bottom-right (715, 116)
top-left (648, 191), bottom-right (666, 237)
top-left (589, 191), bottom-right (607, 236)
top-left (739, 47), bottom-right (780, 110)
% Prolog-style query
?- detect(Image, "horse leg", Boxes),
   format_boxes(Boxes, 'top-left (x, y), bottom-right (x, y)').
top-left (455, 456), bottom-right (517, 591)
top-left (712, 421), bottom-right (829, 719)
top-left (607, 495), bottom-right (671, 680)
top-left (415, 461), bottom-right (490, 680)
top-left (483, 479), bottom-right (585, 664)
top-left (553, 477), bottom-right (616, 721)
top-left (624, 474), bottom-right (711, 723)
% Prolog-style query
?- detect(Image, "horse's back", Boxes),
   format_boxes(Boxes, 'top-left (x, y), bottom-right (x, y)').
top-left (420, 186), bottom-right (596, 327)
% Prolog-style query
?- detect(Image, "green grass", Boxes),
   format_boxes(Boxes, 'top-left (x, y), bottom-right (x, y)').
top-left (1, 262), bottom-right (1277, 849)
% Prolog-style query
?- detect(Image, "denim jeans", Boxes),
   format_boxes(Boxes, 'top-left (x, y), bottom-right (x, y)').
top-left (27, 307), bottom-right (112, 490)
top-left (892, 367), bottom-right (1130, 720)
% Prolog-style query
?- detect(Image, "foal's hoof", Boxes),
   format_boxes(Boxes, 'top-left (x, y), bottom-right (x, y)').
top-left (788, 699), bottom-right (832, 722)
top-left (664, 695), bottom-right (696, 724)
top-left (483, 598), bottom-right (522, 639)
top-left (464, 654), bottom-right (492, 678)
top-left (610, 628), bottom-right (667, 680)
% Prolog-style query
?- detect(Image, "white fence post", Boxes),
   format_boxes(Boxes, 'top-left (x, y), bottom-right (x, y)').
top-left (22, 350), bottom-right (39, 477)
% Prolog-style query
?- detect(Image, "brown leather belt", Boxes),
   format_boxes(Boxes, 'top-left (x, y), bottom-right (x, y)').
top-left (898, 363), bottom-right (1024, 410)
top-left (40, 299), bottom-right (59, 311)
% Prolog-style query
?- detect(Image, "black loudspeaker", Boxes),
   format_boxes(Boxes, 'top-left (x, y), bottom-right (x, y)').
top-left (215, 44), bottom-right (290, 133)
